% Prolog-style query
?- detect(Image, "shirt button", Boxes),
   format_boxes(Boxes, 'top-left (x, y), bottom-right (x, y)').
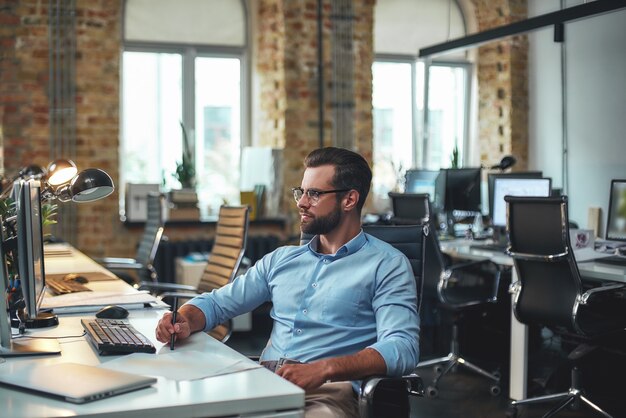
top-left (296, 329), bottom-right (302, 334)
top-left (312, 283), bottom-right (317, 288)
top-left (303, 309), bottom-right (308, 314)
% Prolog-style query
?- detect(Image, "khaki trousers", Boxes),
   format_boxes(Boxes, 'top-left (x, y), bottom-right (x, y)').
top-left (304, 381), bottom-right (359, 418)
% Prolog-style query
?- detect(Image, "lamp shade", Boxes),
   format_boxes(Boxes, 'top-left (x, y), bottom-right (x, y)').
top-left (46, 159), bottom-right (78, 186)
top-left (69, 168), bottom-right (114, 202)
top-left (490, 155), bottom-right (517, 171)
top-left (18, 164), bottom-right (45, 179)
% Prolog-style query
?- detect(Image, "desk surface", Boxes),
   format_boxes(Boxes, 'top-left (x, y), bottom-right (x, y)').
top-left (1, 245), bottom-right (304, 418)
top-left (440, 238), bottom-right (626, 284)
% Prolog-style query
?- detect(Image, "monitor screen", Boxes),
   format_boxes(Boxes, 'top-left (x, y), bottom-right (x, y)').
top-left (492, 177), bottom-right (552, 227)
top-left (487, 171), bottom-right (543, 217)
top-left (435, 168), bottom-right (482, 213)
top-left (16, 180), bottom-right (46, 320)
top-left (388, 193), bottom-right (430, 223)
top-left (0, 219), bottom-right (12, 349)
top-left (606, 179), bottom-right (626, 242)
top-left (404, 169), bottom-right (439, 199)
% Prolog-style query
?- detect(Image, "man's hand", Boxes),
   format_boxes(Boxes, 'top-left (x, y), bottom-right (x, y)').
top-left (276, 361), bottom-right (331, 391)
top-left (155, 310), bottom-right (192, 344)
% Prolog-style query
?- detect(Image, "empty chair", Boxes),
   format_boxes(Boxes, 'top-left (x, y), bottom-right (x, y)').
top-left (505, 196), bottom-right (626, 418)
top-left (140, 205), bottom-right (249, 342)
top-left (98, 192), bottom-right (165, 285)
top-left (393, 194), bottom-right (503, 398)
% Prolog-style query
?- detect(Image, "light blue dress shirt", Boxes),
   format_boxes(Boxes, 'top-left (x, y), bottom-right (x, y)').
top-left (187, 230), bottom-right (420, 377)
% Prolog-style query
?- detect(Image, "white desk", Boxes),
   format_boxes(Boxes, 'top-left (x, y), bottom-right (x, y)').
top-left (1, 244), bottom-right (305, 417)
top-left (440, 239), bottom-right (626, 401)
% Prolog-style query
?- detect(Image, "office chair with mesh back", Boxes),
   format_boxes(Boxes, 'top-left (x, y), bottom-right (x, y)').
top-left (300, 225), bottom-right (426, 417)
top-left (389, 193), bottom-right (503, 398)
top-left (139, 205), bottom-right (250, 342)
top-left (505, 196), bottom-right (625, 418)
top-left (98, 192), bottom-right (166, 285)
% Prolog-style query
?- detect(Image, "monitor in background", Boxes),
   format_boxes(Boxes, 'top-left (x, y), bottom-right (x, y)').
top-left (15, 179), bottom-right (58, 328)
top-left (492, 177), bottom-right (552, 227)
top-left (487, 171), bottom-right (542, 217)
top-left (606, 179), bottom-right (626, 242)
top-left (434, 168), bottom-right (482, 214)
top-left (404, 169), bottom-right (439, 199)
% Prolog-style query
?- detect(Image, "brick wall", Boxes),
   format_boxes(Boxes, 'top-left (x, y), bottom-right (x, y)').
top-left (470, 0), bottom-right (529, 170)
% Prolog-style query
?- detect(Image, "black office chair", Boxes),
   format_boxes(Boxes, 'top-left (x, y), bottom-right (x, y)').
top-left (388, 193), bottom-right (503, 398)
top-left (505, 196), bottom-right (625, 418)
top-left (98, 192), bottom-right (166, 285)
top-left (300, 225), bottom-right (426, 417)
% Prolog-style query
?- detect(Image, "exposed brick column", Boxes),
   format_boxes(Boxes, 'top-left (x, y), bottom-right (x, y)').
top-left (471, 0), bottom-right (529, 170)
top-left (256, 0), bottom-right (375, 234)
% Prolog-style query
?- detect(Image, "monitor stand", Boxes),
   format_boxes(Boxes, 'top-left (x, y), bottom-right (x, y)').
top-left (0, 292), bottom-right (61, 357)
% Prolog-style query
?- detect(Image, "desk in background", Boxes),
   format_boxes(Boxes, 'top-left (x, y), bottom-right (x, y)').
top-left (1, 244), bottom-right (304, 418)
top-left (440, 239), bottom-right (626, 401)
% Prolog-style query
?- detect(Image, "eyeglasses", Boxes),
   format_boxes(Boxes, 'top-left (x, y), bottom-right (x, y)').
top-left (291, 187), bottom-right (351, 206)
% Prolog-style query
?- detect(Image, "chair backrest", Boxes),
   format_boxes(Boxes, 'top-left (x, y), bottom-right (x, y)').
top-left (388, 192), bottom-right (430, 225)
top-left (135, 193), bottom-right (166, 282)
top-left (363, 224), bottom-right (427, 310)
top-left (505, 196), bottom-right (585, 333)
top-left (197, 205), bottom-right (250, 294)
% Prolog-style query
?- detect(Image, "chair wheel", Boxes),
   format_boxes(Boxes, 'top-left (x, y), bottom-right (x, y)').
top-left (433, 365), bottom-right (444, 374)
top-left (489, 385), bottom-right (501, 396)
top-left (426, 386), bottom-right (439, 398)
top-left (505, 406), bottom-right (518, 418)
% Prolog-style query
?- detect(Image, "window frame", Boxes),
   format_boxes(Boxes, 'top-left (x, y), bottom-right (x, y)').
top-left (120, 41), bottom-right (248, 214)
top-left (373, 55), bottom-right (472, 169)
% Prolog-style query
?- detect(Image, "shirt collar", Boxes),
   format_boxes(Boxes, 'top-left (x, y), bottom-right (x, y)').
top-left (308, 229), bottom-right (367, 259)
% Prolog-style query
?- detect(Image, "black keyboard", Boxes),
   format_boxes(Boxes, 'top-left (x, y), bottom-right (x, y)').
top-left (594, 255), bottom-right (626, 266)
top-left (81, 318), bottom-right (156, 355)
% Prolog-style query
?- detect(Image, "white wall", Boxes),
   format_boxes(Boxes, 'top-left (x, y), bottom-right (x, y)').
top-left (528, 1), bottom-right (626, 233)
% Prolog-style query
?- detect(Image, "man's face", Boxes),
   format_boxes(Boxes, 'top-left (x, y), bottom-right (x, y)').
top-left (298, 165), bottom-right (343, 235)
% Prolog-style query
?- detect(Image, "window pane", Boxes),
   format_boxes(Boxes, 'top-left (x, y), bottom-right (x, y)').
top-left (195, 57), bottom-right (241, 216)
top-left (121, 51), bottom-right (183, 198)
top-left (372, 61), bottom-right (413, 211)
top-left (425, 65), bottom-right (467, 169)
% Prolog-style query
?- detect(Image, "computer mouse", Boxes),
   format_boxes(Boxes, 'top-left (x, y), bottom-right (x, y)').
top-left (95, 305), bottom-right (129, 319)
top-left (63, 273), bottom-right (89, 284)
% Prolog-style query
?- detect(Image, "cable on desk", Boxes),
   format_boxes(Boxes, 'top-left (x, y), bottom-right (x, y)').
top-left (11, 330), bottom-right (87, 339)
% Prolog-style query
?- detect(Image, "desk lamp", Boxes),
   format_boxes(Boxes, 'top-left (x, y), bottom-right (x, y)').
top-left (489, 155), bottom-right (517, 171)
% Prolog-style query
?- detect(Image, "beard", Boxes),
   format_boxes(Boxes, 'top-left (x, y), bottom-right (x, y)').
top-left (301, 202), bottom-right (342, 235)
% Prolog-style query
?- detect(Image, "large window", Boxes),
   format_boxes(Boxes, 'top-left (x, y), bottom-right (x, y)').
top-left (372, 60), bottom-right (471, 207)
top-left (121, 0), bottom-right (246, 218)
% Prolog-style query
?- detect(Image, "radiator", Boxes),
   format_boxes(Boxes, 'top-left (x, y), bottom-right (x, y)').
top-left (153, 235), bottom-right (281, 283)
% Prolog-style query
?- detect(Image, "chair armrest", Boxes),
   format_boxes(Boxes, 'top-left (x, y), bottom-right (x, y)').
top-left (137, 282), bottom-right (198, 293)
top-left (579, 283), bottom-right (624, 305)
top-left (97, 257), bottom-right (143, 270)
top-left (359, 373), bottom-right (423, 418)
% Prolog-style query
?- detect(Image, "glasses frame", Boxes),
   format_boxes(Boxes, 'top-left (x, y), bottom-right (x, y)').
top-left (291, 187), bottom-right (351, 206)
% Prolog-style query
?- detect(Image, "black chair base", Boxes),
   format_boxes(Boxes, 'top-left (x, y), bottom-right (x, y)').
top-left (509, 367), bottom-right (613, 418)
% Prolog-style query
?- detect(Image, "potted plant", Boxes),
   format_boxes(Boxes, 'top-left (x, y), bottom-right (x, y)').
top-left (172, 122), bottom-right (196, 190)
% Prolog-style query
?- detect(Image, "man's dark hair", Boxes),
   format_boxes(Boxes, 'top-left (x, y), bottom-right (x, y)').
top-left (304, 147), bottom-right (372, 213)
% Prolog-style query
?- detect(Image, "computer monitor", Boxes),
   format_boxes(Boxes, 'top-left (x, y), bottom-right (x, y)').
top-left (404, 169), bottom-right (439, 199)
top-left (606, 179), bottom-right (626, 242)
top-left (492, 177), bottom-right (552, 227)
top-left (0, 212), bottom-right (60, 356)
top-left (434, 168), bottom-right (482, 214)
top-left (487, 171), bottom-right (543, 217)
top-left (15, 179), bottom-right (58, 328)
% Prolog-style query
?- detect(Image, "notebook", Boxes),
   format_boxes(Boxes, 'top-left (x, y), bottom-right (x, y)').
top-left (0, 362), bottom-right (157, 404)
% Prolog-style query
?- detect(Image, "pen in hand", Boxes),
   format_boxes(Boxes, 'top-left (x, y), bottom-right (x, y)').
top-left (170, 298), bottom-right (178, 350)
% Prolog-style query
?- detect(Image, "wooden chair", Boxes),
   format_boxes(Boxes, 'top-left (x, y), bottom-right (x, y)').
top-left (140, 205), bottom-right (249, 342)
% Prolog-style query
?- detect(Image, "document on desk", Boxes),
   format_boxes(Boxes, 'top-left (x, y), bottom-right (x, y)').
top-left (40, 290), bottom-right (166, 313)
top-left (574, 248), bottom-right (616, 262)
top-left (100, 350), bottom-right (262, 381)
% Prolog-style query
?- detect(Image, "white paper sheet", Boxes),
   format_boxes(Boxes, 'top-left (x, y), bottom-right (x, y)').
top-left (100, 350), bottom-right (262, 381)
